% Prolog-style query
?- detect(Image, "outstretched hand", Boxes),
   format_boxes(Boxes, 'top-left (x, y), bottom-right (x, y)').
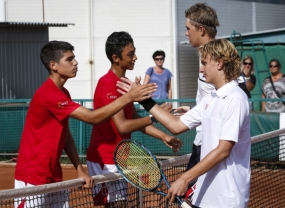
top-left (116, 77), bottom-right (157, 102)
top-left (117, 76), bottom-right (142, 94)
top-left (160, 102), bottom-right (173, 113)
top-left (173, 106), bottom-right (190, 117)
top-left (163, 135), bottom-right (183, 152)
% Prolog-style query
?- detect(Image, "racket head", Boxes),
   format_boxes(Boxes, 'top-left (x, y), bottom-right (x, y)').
top-left (114, 139), bottom-right (162, 191)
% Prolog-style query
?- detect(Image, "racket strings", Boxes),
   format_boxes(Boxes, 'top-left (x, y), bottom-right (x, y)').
top-left (115, 142), bottom-right (161, 190)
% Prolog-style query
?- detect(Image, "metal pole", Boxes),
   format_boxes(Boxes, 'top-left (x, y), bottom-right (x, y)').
top-left (42, 0), bottom-right (45, 22)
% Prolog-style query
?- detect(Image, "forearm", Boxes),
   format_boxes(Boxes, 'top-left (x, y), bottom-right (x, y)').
top-left (148, 105), bottom-right (186, 135)
top-left (117, 116), bottom-right (153, 135)
top-left (245, 81), bottom-right (254, 92)
top-left (262, 95), bottom-right (266, 112)
top-left (168, 88), bottom-right (172, 99)
top-left (64, 133), bottom-right (83, 172)
top-left (139, 124), bottom-right (167, 141)
top-left (71, 94), bottom-right (132, 125)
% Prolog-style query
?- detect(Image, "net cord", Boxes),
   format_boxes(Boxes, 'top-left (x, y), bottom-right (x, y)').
top-left (251, 127), bottom-right (285, 143)
top-left (0, 154), bottom-right (191, 201)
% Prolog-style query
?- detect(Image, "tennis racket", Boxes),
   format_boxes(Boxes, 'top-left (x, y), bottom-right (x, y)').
top-left (114, 139), bottom-right (191, 208)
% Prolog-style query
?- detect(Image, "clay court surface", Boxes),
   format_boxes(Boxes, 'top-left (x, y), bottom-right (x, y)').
top-left (0, 163), bottom-right (81, 190)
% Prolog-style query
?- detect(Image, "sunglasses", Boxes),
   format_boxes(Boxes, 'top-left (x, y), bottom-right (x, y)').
top-left (243, 62), bottom-right (252, 66)
top-left (269, 65), bottom-right (278, 68)
top-left (154, 58), bottom-right (164, 61)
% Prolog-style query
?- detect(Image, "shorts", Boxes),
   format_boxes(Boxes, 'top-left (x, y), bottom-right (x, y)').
top-left (86, 161), bottom-right (128, 205)
top-left (14, 179), bottom-right (69, 208)
top-left (185, 144), bottom-right (201, 201)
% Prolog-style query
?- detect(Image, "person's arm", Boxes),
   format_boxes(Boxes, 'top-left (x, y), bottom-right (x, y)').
top-left (111, 105), bottom-right (182, 152)
top-left (166, 140), bottom-right (235, 202)
top-left (262, 94), bottom-right (266, 112)
top-left (117, 77), bottom-right (189, 135)
top-left (143, 74), bottom-right (151, 85)
top-left (64, 126), bottom-right (94, 188)
top-left (245, 77), bottom-right (255, 92)
top-left (173, 106), bottom-right (190, 117)
top-left (70, 82), bottom-right (157, 125)
top-left (167, 78), bottom-right (172, 99)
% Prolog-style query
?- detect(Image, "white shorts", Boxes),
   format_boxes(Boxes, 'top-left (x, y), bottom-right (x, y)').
top-left (14, 179), bottom-right (69, 208)
top-left (86, 161), bottom-right (128, 205)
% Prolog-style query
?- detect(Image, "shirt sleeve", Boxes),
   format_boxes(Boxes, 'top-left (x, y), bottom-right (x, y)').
top-left (250, 74), bottom-right (256, 85)
top-left (219, 93), bottom-right (248, 142)
top-left (145, 67), bottom-right (153, 76)
top-left (43, 88), bottom-right (80, 121)
top-left (180, 99), bottom-right (203, 129)
top-left (168, 69), bottom-right (173, 79)
top-left (98, 78), bottom-right (121, 106)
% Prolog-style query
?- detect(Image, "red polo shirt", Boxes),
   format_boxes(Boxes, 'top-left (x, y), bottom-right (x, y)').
top-left (15, 78), bottom-right (80, 185)
top-left (86, 70), bottom-right (133, 164)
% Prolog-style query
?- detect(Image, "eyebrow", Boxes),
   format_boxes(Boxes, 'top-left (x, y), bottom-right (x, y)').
top-left (65, 55), bottom-right (75, 60)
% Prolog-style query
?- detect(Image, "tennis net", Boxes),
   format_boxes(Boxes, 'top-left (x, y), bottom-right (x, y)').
top-left (0, 155), bottom-right (190, 208)
top-left (1, 128), bottom-right (285, 207)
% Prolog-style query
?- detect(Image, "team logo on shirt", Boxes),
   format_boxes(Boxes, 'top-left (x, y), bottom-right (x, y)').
top-left (107, 93), bottom-right (117, 100)
top-left (58, 101), bottom-right (69, 108)
top-left (205, 104), bottom-right (209, 110)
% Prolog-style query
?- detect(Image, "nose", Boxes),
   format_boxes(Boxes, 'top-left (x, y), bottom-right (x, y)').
top-left (74, 59), bottom-right (78, 66)
top-left (199, 65), bottom-right (204, 73)
top-left (134, 54), bottom-right (138, 61)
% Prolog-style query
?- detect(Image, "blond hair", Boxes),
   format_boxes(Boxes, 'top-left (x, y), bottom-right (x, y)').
top-left (241, 55), bottom-right (255, 74)
top-left (198, 39), bottom-right (241, 82)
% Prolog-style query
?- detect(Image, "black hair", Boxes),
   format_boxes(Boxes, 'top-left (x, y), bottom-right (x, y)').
top-left (40, 41), bottom-right (74, 73)
top-left (152, 50), bottom-right (165, 59)
top-left (105, 31), bottom-right (134, 63)
top-left (269, 59), bottom-right (282, 69)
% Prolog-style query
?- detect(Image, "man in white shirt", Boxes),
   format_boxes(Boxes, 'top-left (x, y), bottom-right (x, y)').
top-left (131, 39), bottom-right (251, 208)
top-left (174, 4), bottom-right (220, 191)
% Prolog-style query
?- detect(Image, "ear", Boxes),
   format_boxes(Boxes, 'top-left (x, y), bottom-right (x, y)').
top-left (217, 59), bottom-right (224, 71)
top-left (49, 61), bottom-right (58, 72)
top-left (199, 26), bottom-right (206, 37)
top-left (112, 54), bottom-right (120, 64)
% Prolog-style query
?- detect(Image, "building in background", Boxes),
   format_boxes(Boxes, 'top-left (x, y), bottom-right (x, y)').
top-left (1, 0), bottom-right (285, 99)
top-left (0, 22), bottom-right (73, 99)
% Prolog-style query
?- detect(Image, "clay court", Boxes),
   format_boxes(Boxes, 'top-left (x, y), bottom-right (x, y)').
top-left (0, 163), bottom-right (80, 191)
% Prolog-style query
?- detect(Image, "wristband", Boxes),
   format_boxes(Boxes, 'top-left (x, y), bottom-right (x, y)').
top-left (139, 98), bottom-right (156, 112)
top-left (149, 115), bottom-right (158, 124)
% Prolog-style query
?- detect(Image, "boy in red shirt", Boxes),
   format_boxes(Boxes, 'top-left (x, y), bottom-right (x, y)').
top-left (14, 40), bottom-right (157, 207)
top-left (86, 32), bottom-right (182, 207)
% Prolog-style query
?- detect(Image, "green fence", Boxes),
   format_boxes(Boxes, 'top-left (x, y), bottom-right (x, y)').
top-left (0, 98), bottom-right (282, 158)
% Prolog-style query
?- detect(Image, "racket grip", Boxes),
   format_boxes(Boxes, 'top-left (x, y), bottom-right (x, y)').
top-left (180, 201), bottom-right (191, 208)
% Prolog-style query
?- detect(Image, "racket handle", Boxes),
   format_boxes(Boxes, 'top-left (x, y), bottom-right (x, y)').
top-left (180, 201), bottom-right (191, 208)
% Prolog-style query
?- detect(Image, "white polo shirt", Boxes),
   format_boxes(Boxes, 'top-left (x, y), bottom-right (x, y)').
top-left (194, 72), bottom-right (215, 146)
top-left (181, 81), bottom-right (251, 208)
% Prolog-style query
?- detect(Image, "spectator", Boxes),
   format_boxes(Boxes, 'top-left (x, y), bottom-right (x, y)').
top-left (262, 59), bottom-right (285, 112)
top-left (143, 50), bottom-right (172, 103)
top-left (237, 55), bottom-right (256, 110)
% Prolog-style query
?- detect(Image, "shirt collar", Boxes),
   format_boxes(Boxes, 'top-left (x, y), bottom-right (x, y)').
top-left (212, 80), bottom-right (238, 98)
